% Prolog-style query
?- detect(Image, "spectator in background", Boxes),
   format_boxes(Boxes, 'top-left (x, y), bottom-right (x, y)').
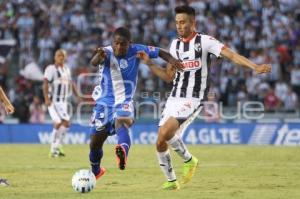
top-left (290, 64), bottom-right (300, 96)
top-left (0, 64), bottom-right (8, 89)
top-left (0, 0), bottom-right (300, 118)
top-left (204, 92), bottom-right (220, 123)
top-left (283, 86), bottom-right (298, 112)
top-left (29, 95), bottom-right (46, 123)
top-left (13, 93), bottom-right (30, 123)
top-left (275, 79), bottom-right (288, 102)
top-left (237, 83), bottom-right (249, 107)
top-left (264, 87), bottom-right (281, 112)
top-left (37, 30), bottom-right (55, 65)
top-left (70, 6), bottom-right (88, 33)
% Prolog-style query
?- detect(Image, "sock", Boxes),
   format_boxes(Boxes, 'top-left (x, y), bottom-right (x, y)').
top-left (167, 135), bottom-right (192, 162)
top-left (116, 125), bottom-right (131, 156)
top-left (89, 148), bottom-right (103, 176)
top-left (157, 150), bottom-right (177, 181)
top-left (58, 125), bottom-right (69, 147)
top-left (50, 128), bottom-right (60, 153)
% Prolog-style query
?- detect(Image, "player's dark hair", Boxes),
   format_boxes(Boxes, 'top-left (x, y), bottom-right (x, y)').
top-left (175, 5), bottom-right (195, 17)
top-left (114, 27), bottom-right (131, 41)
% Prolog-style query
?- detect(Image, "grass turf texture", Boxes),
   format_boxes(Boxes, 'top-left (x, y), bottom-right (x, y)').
top-left (0, 144), bottom-right (299, 199)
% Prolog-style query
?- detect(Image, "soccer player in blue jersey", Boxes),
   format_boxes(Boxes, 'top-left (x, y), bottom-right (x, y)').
top-left (89, 27), bottom-right (182, 180)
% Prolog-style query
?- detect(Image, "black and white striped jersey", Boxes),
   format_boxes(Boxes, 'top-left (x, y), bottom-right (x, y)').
top-left (44, 64), bottom-right (71, 103)
top-left (169, 32), bottom-right (224, 100)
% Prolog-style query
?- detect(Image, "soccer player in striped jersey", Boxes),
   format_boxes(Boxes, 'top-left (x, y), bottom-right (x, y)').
top-left (138, 5), bottom-right (271, 190)
top-left (43, 49), bottom-right (80, 157)
top-left (89, 27), bottom-right (182, 180)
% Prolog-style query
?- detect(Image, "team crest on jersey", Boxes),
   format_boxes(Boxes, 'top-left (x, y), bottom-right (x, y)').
top-left (148, 46), bottom-right (155, 51)
top-left (122, 104), bottom-right (130, 111)
top-left (194, 43), bottom-right (201, 52)
top-left (119, 59), bottom-right (128, 69)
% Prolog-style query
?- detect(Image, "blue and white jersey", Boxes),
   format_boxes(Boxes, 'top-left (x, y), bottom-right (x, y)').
top-left (92, 44), bottom-right (159, 107)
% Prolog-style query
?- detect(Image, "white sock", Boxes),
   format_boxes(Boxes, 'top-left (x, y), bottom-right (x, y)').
top-left (50, 128), bottom-right (60, 153)
top-left (58, 126), bottom-right (69, 147)
top-left (167, 135), bottom-right (192, 162)
top-left (157, 150), bottom-right (177, 181)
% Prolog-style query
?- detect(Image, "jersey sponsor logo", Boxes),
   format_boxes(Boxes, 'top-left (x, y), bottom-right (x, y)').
top-left (119, 59), bottom-right (128, 69)
top-left (182, 60), bottom-right (201, 70)
top-left (122, 104), bottom-right (130, 111)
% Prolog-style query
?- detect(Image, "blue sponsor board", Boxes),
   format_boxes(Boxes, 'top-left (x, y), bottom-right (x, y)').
top-left (0, 123), bottom-right (300, 146)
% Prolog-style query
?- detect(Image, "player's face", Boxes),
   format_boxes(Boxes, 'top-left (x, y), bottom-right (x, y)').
top-left (175, 13), bottom-right (195, 38)
top-left (54, 51), bottom-right (65, 65)
top-left (112, 35), bottom-right (130, 57)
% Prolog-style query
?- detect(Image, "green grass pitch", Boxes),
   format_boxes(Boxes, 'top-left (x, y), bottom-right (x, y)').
top-left (0, 144), bottom-right (299, 199)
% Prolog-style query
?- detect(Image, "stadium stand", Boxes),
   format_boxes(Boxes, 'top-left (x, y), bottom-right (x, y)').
top-left (0, 0), bottom-right (299, 123)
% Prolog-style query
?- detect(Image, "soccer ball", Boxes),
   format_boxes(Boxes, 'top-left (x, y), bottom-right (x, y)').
top-left (71, 169), bottom-right (96, 193)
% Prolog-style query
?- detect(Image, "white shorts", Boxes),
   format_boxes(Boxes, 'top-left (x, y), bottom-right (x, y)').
top-left (48, 102), bottom-right (70, 124)
top-left (159, 97), bottom-right (203, 133)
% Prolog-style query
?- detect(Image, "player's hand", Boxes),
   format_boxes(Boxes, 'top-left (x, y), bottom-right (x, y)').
top-left (91, 48), bottom-right (107, 66)
top-left (5, 104), bottom-right (14, 114)
top-left (45, 98), bottom-right (52, 106)
top-left (136, 51), bottom-right (151, 64)
top-left (77, 96), bottom-right (83, 104)
top-left (95, 48), bottom-right (107, 60)
top-left (169, 58), bottom-right (183, 71)
top-left (254, 64), bottom-right (272, 74)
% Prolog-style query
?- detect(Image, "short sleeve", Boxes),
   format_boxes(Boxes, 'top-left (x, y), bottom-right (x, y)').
top-left (44, 66), bottom-right (53, 82)
top-left (202, 35), bottom-right (224, 57)
top-left (135, 44), bottom-right (159, 59)
top-left (169, 40), bottom-right (177, 58)
top-left (102, 46), bottom-right (112, 66)
top-left (67, 67), bottom-right (72, 80)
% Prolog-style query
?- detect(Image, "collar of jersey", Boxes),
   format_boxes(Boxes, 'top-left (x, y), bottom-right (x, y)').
top-left (180, 32), bottom-right (197, 43)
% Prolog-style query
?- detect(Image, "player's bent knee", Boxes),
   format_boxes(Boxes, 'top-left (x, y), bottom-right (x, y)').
top-left (54, 123), bottom-right (61, 129)
top-left (156, 138), bottom-right (168, 151)
top-left (89, 130), bottom-right (108, 149)
top-left (158, 127), bottom-right (170, 140)
top-left (64, 120), bottom-right (70, 128)
top-left (90, 136), bottom-right (104, 150)
top-left (116, 118), bottom-right (133, 129)
top-left (159, 122), bottom-right (178, 141)
top-left (124, 119), bottom-right (133, 127)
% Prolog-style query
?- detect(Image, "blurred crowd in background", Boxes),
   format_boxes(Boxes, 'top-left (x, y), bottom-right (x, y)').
top-left (0, 0), bottom-right (300, 123)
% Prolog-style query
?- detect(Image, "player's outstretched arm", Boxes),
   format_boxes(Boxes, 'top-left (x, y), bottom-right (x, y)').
top-left (0, 86), bottom-right (14, 114)
top-left (220, 47), bottom-right (271, 74)
top-left (90, 48), bottom-right (107, 66)
top-left (158, 48), bottom-right (183, 71)
top-left (137, 51), bottom-right (175, 83)
top-left (71, 81), bottom-right (82, 103)
top-left (42, 79), bottom-right (51, 106)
